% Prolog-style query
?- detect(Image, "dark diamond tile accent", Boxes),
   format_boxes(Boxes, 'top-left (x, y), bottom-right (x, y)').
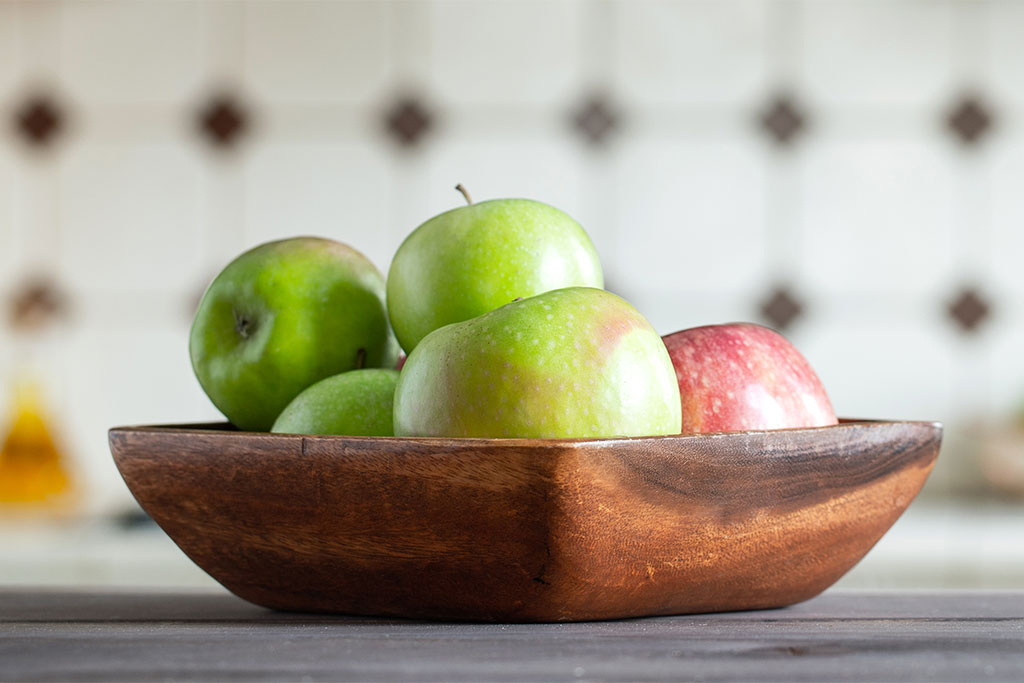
top-left (947, 287), bottom-right (991, 333)
top-left (14, 95), bottom-right (64, 147)
top-left (384, 97), bottom-right (433, 147)
top-left (758, 94), bottom-right (807, 146)
top-left (946, 96), bottom-right (994, 145)
top-left (8, 276), bottom-right (69, 330)
top-left (571, 94), bottom-right (620, 146)
top-left (759, 286), bottom-right (804, 331)
top-left (197, 94), bottom-right (248, 148)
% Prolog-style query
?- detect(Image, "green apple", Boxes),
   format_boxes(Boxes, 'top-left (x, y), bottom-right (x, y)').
top-left (190, 237), bottom-right (400, 432)
top-left (387, 190), bottom-right (603, 353)
top-left (271, 369), bottom-right (399, 436)
top-left (394, 287), bottom-right (681, 439)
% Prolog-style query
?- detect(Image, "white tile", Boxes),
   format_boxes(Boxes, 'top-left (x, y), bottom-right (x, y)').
top-left (612, 137), bottom-right (766, 294)
top-left (58, 1), bottom-right (204, 105)
top-left (13, 161), bottom-right (61, 282)
top-left (989, 1), bottom-right (1024, 108)
top-left (798, 138), bottom-right (956, 296)
top-left (0, 3), bottom-right (20, 102)
top-left (244, 1), bottom-right (391, 106)
top-left (800, 1), bottom-right (955, 107)
top-left (427, 0), bottom-right (583, 108)
top-left (990, 134), bottom-right (1024, 298)
top-left (611, 0), bottom-right (768, 107)
top-left (568, 159), bottom-right (620, 288)
top-left (798, 317), bottom-right (956, 423)
top-left (198, 169), bottom-right (246, 272)
top-left (0, 149), bottom-right (21, 292)
top-left (242, 141), bottom-right (396, 274)
top-left (203, 1), bottom-right (245, 79)
top-left (64, 322), bottom-right (221, 513)
top-left (58, 143), bottom-right (205, 295)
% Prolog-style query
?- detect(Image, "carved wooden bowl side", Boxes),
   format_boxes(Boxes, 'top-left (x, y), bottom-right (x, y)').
top-left (109, 420), bottom-right (940, 622)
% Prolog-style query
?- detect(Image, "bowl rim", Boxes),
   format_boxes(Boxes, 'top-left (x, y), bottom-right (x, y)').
top-left (108, 418), bottom-right (943, 449)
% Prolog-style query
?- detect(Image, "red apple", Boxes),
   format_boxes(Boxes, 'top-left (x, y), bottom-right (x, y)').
top-left (662, 323), bottom-right (837, 433)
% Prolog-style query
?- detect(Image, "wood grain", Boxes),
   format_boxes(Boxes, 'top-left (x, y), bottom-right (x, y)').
top-left (4, 590), bottom-right (1021, 683)
top-left (108, 421), bottom-right (941, 622)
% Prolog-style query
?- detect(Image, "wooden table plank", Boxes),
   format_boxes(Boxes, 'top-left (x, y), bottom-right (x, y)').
top-left (1, 590), bottom-right (1022, 682)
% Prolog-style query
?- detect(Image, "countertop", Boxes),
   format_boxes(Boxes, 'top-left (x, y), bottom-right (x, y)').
top-left (1, 589), bottom-right (1022, 682)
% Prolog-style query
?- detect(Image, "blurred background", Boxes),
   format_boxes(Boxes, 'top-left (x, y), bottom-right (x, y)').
top-left (0, 0), bottom-right (1022, 589)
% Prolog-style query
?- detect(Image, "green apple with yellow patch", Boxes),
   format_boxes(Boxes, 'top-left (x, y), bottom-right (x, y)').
top-left (394, 287), bottom-right (681, 438)
top-left (190, 237), bottom-right (399, 432)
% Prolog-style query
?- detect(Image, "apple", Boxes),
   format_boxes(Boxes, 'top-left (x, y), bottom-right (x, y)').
top-left (662, 323), bottom-right (837, 433)
top-left (394, 287), bottom-right (682, 439)
top-left (190, 237), bottom-right (400, 432)
top-left (271, 369), bottom-right (399, 436)
top-left (387, 187), bottom-right (603, 352)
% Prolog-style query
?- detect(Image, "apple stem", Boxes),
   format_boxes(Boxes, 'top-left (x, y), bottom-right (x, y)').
top-left (455, 184), bottom-right (472, 205)
top-left (355, 348), bottom-right (366, 370)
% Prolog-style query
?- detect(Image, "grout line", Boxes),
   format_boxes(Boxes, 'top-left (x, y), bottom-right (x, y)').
top-left (949, 0), bottom-right (994, 421)
top-left (762, 0), bottom-right (803, 288)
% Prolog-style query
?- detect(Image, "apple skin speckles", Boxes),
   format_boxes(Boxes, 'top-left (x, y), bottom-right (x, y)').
top-left (393, 287), bottom-right (682, 439)
top-left (662, 323), bottom-right (837, 434)
top-left (386, 198), bottom-right (603, 353)
top-left (190, 237), bottom-right (400, 432)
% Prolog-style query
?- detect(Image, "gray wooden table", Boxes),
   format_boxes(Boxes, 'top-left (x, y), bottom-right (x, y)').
top-left (1, 589), bottom-right (1022, 682)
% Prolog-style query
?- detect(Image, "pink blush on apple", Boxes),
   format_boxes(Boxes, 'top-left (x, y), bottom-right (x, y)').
top-left (663, 323), bottom-right (837, 434)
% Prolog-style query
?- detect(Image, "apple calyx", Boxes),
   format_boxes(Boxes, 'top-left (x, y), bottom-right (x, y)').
top-left (355, 348), bottom-right (366, 369)
top-left (454, 183), bottom-right (473, 205)
top-left (233, 310), bottom-right (254, 339)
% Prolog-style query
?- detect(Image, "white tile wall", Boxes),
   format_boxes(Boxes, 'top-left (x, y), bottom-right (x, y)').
top-left (989, 132), bottom-right (1024, 298)
top-left (57, 143), bottom-right (206, 296)
top-left (59, 1), bottom-right (205, 107)
top-left (611, 0), bottom-right (769, 107)
top-left (0, 0), bottom-right (1022, 513)
top-left (616, 290), bottom-right (760, 340)
top-left (798, 136), bottom-right (957, 297)
top-left (9, 160), bottom-right (61, 292)
top-left (242, 141), bottom-right (398, 273)
top-left (0, 148), bottom-right (20, 293)
top-left (243, 1), bottom-right (392, 107)
top-left (0, 3), bottom-right (20, 103)
top-left (427, 0), bottom-right (584, 109)
top-left (988, 0), bottom-right (1024, 108)
top-left (800, 1), bottom-right (956, 108)
top-left (613, 136), bottom-right (767, 293)
top-left (799, 315), bottom-right (957, 424)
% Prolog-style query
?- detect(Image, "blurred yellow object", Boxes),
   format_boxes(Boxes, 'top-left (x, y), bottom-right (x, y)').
top-left (0, 379), bottom-right (74, 507)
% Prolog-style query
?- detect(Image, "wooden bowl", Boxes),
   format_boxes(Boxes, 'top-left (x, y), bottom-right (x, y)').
top-left (109, 420), bottom-right (940, 622)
